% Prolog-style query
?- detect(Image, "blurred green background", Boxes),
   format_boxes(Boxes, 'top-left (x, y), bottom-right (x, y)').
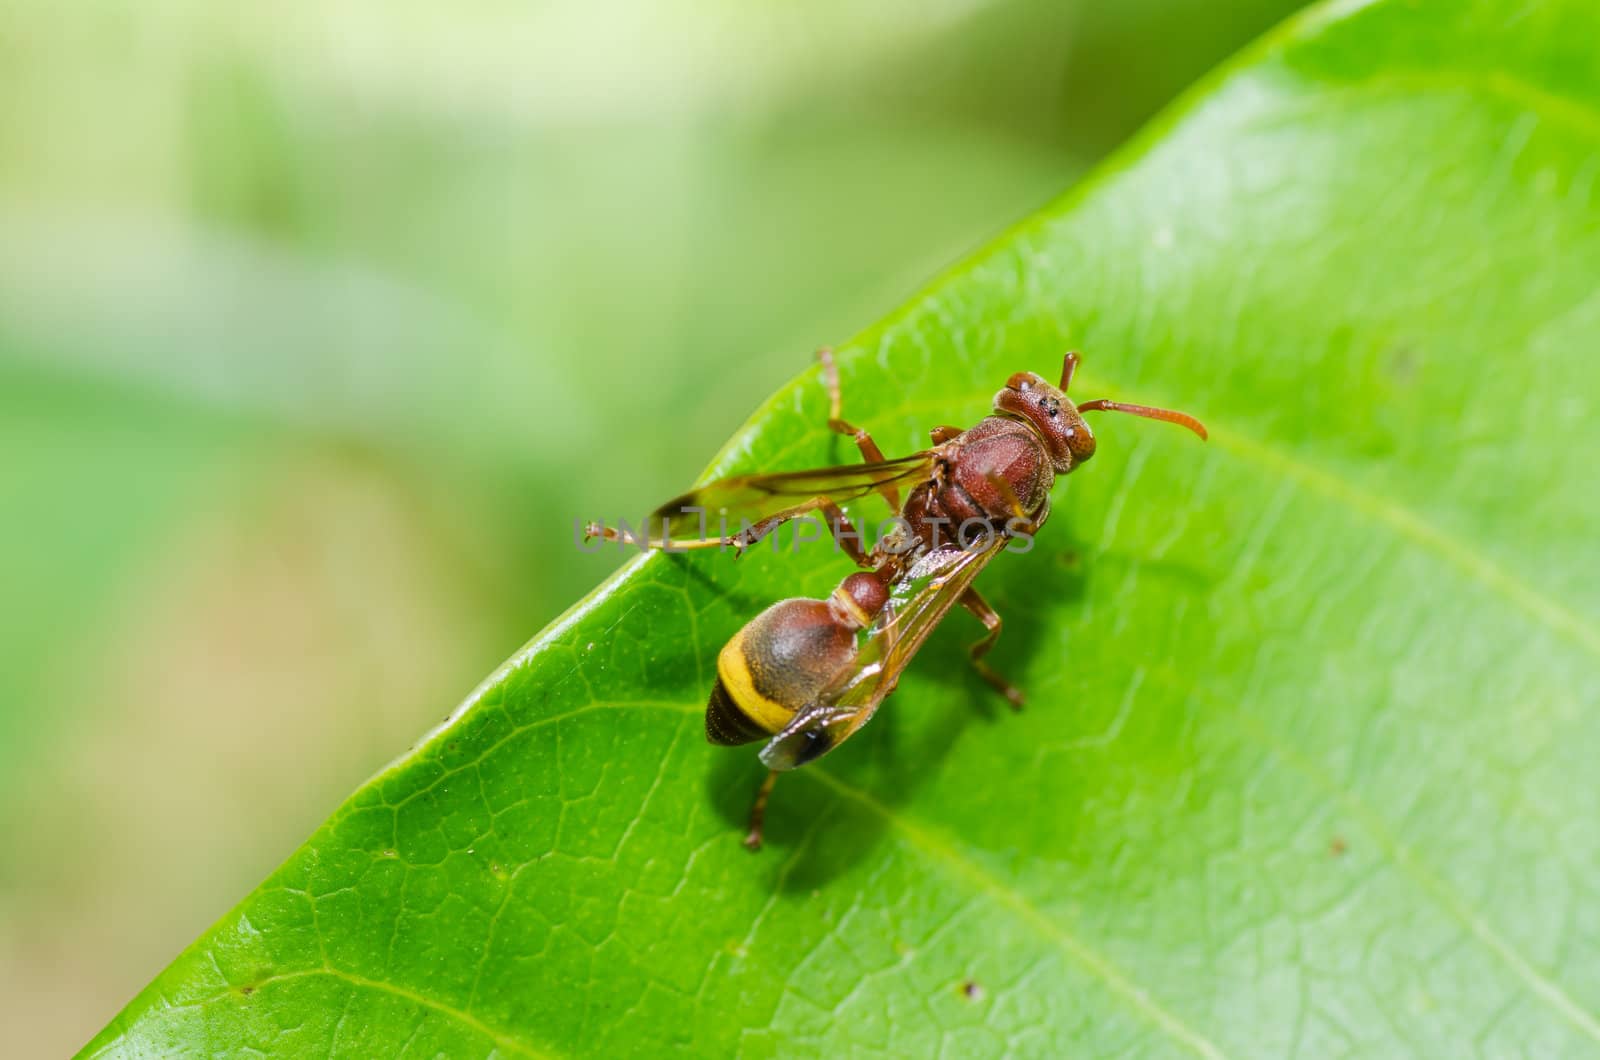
top-left (1, 0), bottom-right (1305, 1052)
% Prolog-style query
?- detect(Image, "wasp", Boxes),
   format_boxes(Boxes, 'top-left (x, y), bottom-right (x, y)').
top-left (589, 350), bottom-right (1206, 848)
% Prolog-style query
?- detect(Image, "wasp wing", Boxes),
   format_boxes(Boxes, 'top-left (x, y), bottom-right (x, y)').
top-left (625, 453), bottom-right (933, 548)
top-left (759, 533), bottom-right (1011, 770)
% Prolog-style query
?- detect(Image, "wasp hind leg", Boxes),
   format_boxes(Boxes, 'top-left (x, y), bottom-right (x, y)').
top-left (743, 770), bottom-right (779, 851)
top-left (959, 588), bottom-right (1025, 710)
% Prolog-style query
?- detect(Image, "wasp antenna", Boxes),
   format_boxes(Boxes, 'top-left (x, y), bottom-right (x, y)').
top-left (1059, 350), bottom-right (1081, 392)
top-left (1076, 399), bottom-right (1208, 441)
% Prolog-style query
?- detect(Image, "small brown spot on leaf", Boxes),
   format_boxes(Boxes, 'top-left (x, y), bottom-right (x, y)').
top-left (239, 985), bottom-right (255, 996)
top-left (1330, 836), bottom-right (1347, 857)
top-left (960, 979), bottom-right (985, 1002)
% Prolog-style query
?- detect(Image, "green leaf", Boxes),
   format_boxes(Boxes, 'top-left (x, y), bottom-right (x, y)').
top-left (85, 0), bottom-right (1600, 1054)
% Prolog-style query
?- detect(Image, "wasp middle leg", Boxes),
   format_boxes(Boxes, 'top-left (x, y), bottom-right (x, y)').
top-left (959, 587), bottom-right (1025, 710)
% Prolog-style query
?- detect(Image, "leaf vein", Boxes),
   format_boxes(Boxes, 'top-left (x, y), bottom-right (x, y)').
top-left (212, 968), bottom-right (557, 1060)
top-left (801, 766), bottom-right (1229, 1060)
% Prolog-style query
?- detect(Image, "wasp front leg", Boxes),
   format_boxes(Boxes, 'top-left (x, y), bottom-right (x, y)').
top-left (959, 588), bottom-right (1025, 710)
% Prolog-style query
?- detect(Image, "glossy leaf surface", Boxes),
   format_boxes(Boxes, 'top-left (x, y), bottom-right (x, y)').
top-left (87, 1), bottom-right (1600, 1055)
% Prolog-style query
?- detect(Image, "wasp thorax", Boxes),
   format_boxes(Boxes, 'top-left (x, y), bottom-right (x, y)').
top-left (994, 373), bottom-right (1095, 473)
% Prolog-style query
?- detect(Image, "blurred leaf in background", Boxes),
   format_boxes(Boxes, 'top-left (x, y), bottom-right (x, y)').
top-left (0, 0), bottom-right (1303, 1052)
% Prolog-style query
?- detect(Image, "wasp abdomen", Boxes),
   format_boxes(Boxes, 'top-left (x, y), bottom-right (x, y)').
top-left (705, 599), bottom-right (859, 746)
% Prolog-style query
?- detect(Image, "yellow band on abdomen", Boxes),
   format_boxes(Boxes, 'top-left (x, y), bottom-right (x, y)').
top-left (717, 633), bottom-right (794, 734)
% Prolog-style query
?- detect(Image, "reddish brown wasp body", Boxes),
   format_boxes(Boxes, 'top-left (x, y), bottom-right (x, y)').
top-left (590, 349), bottom-right (1206, 848)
